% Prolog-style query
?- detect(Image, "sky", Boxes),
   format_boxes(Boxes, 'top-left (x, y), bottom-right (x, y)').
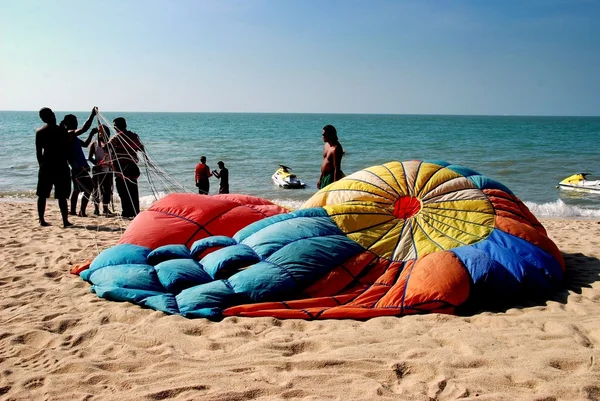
top-left (1, 0), bottom-right (599, 115)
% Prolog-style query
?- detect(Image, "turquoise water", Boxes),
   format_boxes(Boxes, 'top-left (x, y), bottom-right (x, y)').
top-left (1, 111), bottom-right (599, 218)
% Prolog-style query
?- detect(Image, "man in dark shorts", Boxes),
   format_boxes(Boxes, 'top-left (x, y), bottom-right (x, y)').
top-left (35, 108), bottom-right (72, 227)
top-left (212, 161), bottom-right (229, 194)
top-left (317, 124), bottom-right (344, 189)
top-left (108, 117), bottom-right (145, 218)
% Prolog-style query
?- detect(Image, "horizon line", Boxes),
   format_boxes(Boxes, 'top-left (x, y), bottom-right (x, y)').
top-left (1, 109), bottom-right (599, 118)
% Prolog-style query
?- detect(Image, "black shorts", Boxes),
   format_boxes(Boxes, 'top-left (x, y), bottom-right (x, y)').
top-left (37, 166), bottom-right (71, 199)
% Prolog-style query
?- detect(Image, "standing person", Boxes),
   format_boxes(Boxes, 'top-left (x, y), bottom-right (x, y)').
top-left (61, 108), bottom-right (97, 217)
top-left (317, 124), bottom-right (344, 189)
top-left (108, 117), bottom-right (145, 218)
top-left (35, 107), bottom-right (72, 227)
top-left (212, 161), bottom-right (229, 194)
top-left (195, 156), bottom-right (212, 195)
top-left (88, 124), bottom-right (115, 216)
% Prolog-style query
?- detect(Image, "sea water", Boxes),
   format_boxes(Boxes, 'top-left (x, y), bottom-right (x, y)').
top-left (1, 111), bottom-right (599, 218)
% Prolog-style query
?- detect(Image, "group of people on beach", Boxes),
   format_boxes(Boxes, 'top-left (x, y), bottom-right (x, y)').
top-left (35, 107), bottom-right (344, 228)
top-left (35, 107), bottom-right (145, 227)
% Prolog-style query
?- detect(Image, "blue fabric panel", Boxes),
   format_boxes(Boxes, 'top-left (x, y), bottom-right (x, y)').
top-left (424, 160), bottom-right (449, 168)
top-left (468, 175), bottom-right (513, 194)
top-left (234, 213), bottom-right (297, 243)
top-left (91, 286), bottom-right (165, 303)
top-left (464, 230), bottom-right (562, 292)
top-left (446, 165), bottom-right (482, 178)
top-left (176, 279), bottom-right (240, 316)
top-left (228, 261), bottom-right (298, 302)
top-left (234, 208), bottom-right (329, 243)
top-left (189, 236), bottom-right (237, 259)
top-left (84, 264), bottom-right (164, 292)
top-left (200, 244), bottom-right (260, 279)
top-left (141, 294), bottom-right (180, 314)
top-left (242, 216), bottom-right (342, 259)
top-left (88, 244), bottom-right (151, 273)
top-left (268, 235), bottom-right (364, 284)
top-left (183, 307), bottom-right (224, 318)
top-left (154, 258), bottom-right (213, 293)
top-left (451, 246), bottom-right (521, 297)
top-left (147, 244), bottom-right (191, 265)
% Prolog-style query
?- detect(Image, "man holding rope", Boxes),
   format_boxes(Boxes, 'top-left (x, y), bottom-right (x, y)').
top-left (108, 117), bottom-right (145, 218)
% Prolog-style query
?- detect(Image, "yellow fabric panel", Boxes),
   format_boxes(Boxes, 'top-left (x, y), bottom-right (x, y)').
top-left (367, 220), bottom-right (406, 260)
top-left (424, 200), bottom-right (494, 224)
top-left (343, 169), bottom-right (405, 198)
top-left (326, 204), bottom-right (396, 234)
top-left (412, 162), bottom-right (453, 196)
top-left (346, 220), bottom-right (399, 253)
top-left (411, 216), bottom-right (466, 251)
top-left (420, 177), bottom-right (479, 202)
top-left (369, 162), bottom-right (408, 195)
top-left (425, 187), bottom-right (487, 204)
top-left (416, 213), bottom-right (485, 245)
top-left (421, 209), bottom-right (494, 242)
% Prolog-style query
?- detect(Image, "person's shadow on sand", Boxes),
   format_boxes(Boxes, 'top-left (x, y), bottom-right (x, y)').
top-left (457, 252), bottom-right (600, 315)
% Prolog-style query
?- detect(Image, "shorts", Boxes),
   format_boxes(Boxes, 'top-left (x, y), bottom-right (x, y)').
top-left (37, 166), bottom-right (71, 199)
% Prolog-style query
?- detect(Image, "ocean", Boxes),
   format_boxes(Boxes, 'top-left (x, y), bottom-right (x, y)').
top-left (1, 111), bottom-right (599, 218)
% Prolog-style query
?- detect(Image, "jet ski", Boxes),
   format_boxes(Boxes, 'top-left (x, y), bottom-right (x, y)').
top-left (558, 173), bottom-right (600, 194)
top-left (272, 165), bottom-right (306, 189)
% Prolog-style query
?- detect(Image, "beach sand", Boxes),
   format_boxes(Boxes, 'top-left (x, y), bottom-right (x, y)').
top-left (1, 201), bottom-right (599, 401)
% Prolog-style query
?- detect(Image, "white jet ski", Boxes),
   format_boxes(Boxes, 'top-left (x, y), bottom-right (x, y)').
top-left (558, 173), bottom-right (600, 194)
top-left (272, 165), bottom-right (306, 189)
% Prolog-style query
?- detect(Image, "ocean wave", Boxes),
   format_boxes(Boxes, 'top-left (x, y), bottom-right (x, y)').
top-left (5, 191), bottom-right (599, 219)
top-left (524, 199), bottom-right (600, 218)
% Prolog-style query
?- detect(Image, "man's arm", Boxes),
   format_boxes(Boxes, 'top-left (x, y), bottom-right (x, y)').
top-left (81, 128), bottom-right (97, 148)
top-left (74, 107), bottom-right (98, 137)
top-left (332, 146), bottom-right (343, 182)
top-left (35, 130), bottom-right (43, 166)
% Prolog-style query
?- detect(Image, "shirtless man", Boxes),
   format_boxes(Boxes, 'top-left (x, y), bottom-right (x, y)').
top-left (35, 108), bottom-right (72, 227)
top-left (317, 124), bottom-right (344, 189)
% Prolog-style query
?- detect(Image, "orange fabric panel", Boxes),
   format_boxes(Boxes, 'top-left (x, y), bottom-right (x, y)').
top-left (495, 216), bottom-right (565, 271)
top-left (304, 251), bottom-right (377, 298)
top-left (382, 251), bottom-right (470, 309)
top-left (484, 189), bottom-right (546, 234)
top-left (346, 263), bottom-right (403, 307)
top-left (71, 260), bottom-right (91, 275)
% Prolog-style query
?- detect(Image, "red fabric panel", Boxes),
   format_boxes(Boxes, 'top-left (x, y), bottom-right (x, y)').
top-left (117, 193), bottom-right (288, 249)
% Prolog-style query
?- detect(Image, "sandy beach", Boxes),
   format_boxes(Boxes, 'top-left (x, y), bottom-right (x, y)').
top-left (1, 201), bottom-right (599, 401)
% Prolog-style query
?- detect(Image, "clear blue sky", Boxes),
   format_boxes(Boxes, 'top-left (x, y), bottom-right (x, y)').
top-left (1, 0), bottom-right (599, 115)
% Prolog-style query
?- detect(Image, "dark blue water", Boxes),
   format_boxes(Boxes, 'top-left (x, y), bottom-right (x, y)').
top-left (1, 111), bottom-right (599, 217)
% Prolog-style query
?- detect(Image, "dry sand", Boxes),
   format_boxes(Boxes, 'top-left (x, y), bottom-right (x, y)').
top-left (1, 201), bottom-right (599, 401)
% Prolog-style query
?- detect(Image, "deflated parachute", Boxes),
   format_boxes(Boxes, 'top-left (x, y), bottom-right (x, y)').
top-left (76, 161), bottom-right (565, 319)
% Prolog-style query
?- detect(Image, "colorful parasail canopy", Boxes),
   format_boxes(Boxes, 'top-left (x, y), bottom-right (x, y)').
top-left (76, 161), bottom-right (565, 319)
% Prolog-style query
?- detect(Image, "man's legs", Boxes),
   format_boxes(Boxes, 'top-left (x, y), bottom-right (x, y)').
top-left (58, 198), bottom-right (72, 227)
top-left (38, 197), bottom-right (50, 226)
top-left (115, 174), bottom-right (132, 217)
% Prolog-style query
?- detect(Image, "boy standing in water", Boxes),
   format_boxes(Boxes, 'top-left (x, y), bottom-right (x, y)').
top-left (35, 107), bottom-right (72, 227)
top-left (195, 156), bottom-right (212, 194)
top-left (317, 124), bottom-right (344, 189)
top-left (212, 161), bottom-right (229, 194)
